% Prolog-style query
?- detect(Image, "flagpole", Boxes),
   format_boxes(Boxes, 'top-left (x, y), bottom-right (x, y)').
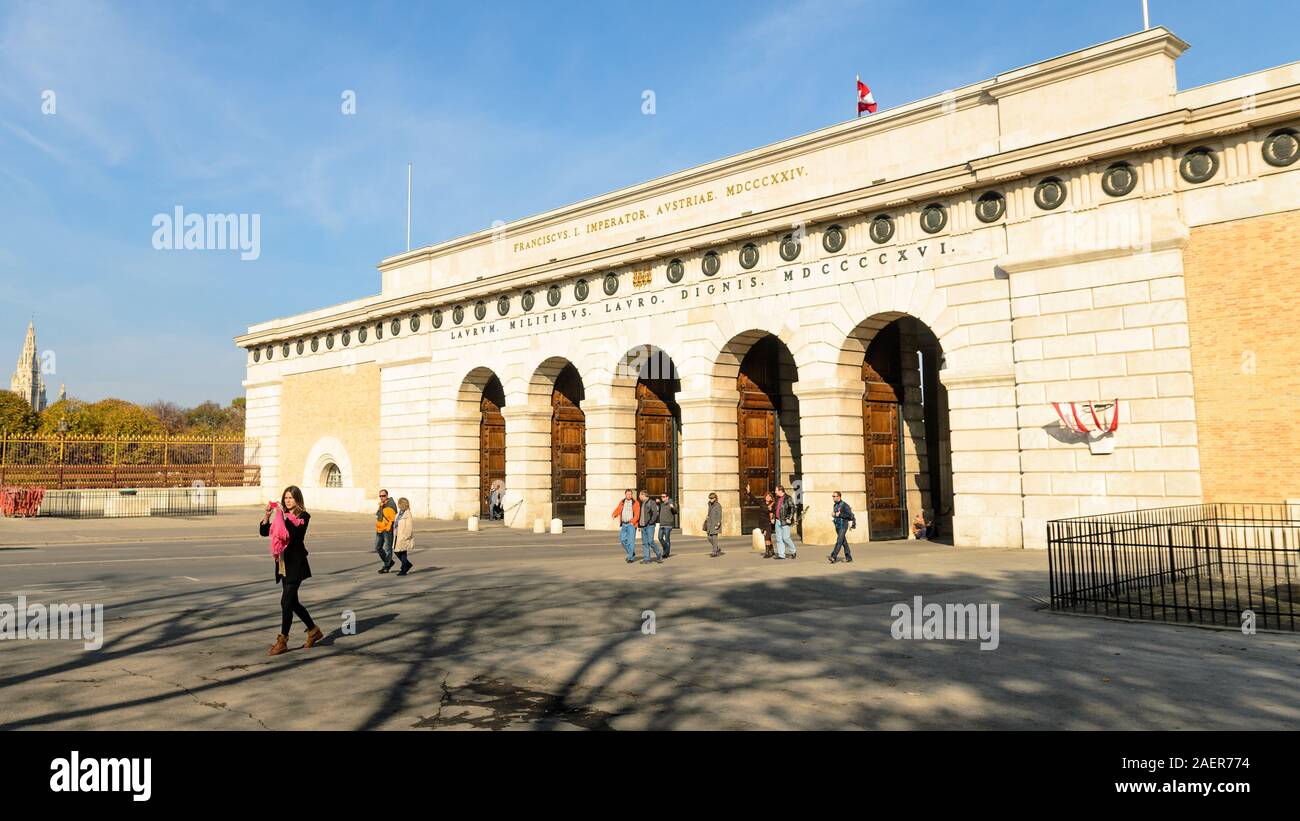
top-left (1142, 0), bottom-right (1149, 30)
top-left (855, 74), bottom-right (860, 119)
top-left (406, 162), bottom-right (412, 252)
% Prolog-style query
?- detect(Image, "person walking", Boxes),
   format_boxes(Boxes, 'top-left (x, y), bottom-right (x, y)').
top-left (760, 491), bottom-right (776, 558)
top-left (657, 493), bottom-right (678, 558)
top-left (703, 492), bottom-right (724, 557)
top-left (374, 489), bottom-right (398, 573)
top-left (829, 491), bottom-right (857, 564)
top-left (772, 485), bottom-right (798, 560)
top-left (260, 486), bottom-right (324, 656)
top-left (611, 489), bottom-right (640, 564)
top-left (393, 497), bottom-right (415, 576)
top-left (637, 490), bottom-right (662, 564)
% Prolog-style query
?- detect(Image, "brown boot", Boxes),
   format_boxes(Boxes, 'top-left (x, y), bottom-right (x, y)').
top-left (268, 634), bottom-right (289, 656)
top-left (302, 625), bottom-right (325, 649)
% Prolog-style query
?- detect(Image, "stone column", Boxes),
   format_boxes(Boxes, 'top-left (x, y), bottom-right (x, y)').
top-left (791, 380), bottom-right (869, 546)
top-left (429, 411), bottom-right (480, 520)
top-left (501, 405), bottom-right (554, 529)
top-left (678, 389), bottom-right (741, 536)
top-left (939, 366), bottom-right (1024, 547)
top-left (581, 397), bottom-right (639, 531)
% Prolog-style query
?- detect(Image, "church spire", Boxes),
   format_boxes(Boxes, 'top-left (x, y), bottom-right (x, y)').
top-left (9, 320), bottom-right (48, 412)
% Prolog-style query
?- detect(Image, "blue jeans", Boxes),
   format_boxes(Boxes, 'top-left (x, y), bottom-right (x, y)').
top-left (641, 524), bottom-right (661, 561)
top-left (773, 521), bottom-right (797, 558)
top-left (374, 530), bottom-right (394, 567)
top-left (658, 526), bottom-right (672, 557)
top-left (831, 520), bottom-right (851, 560)
top-left (619, 523), bottom-right (636, 560)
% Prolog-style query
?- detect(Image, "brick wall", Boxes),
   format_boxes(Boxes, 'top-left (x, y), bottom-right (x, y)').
top-left (1184, 212), bottom-right (1300, 502)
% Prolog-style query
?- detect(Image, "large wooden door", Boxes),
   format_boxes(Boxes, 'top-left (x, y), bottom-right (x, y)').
top-left (863, 323), bottom-right (905, 539)
top-left (478, 377), bottom-right (506, 517)
top-left (738, 338), bottom-right (780, 533)
top-left (551, 364), bottom-right (586, 526)
top-left (636, 379), bottom-right (677, 498)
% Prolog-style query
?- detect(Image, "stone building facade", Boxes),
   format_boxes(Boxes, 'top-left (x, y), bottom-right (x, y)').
top-left (9, 321), bottom-right (47, 412)
top-left (236, 28), bottom-right (1300, 548)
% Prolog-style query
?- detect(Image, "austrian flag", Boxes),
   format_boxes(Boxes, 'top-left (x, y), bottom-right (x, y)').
top-left (857, 76), bottom-right (877, 115)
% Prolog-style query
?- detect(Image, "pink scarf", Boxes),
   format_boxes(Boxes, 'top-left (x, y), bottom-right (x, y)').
top-left (269, 508), bottom-right (304, 558)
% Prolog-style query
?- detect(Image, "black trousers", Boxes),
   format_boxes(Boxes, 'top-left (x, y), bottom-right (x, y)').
top-left (280, 580), bottom-right (316, 635)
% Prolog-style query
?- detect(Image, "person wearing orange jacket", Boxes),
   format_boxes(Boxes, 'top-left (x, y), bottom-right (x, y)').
top-left (374, 489), bottom-right (398, 573)
top-left (611, 489), bottom-right (640, 564)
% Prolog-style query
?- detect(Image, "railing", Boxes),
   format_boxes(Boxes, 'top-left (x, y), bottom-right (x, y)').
top-left (39, 487), bottom-right (218, 518)
top-left (1048, 503), bottom-right (1300, 632)
top-left (0, 433), bottom-right (260, 489)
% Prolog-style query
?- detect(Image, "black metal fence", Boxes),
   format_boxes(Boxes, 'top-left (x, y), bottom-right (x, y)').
top-left (1048, 503), bottom-right (1300, 632)
top-left (38, 487), bottom-right (219, 519)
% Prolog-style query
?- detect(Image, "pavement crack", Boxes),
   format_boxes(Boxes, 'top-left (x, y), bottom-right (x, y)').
top-left (119, 666), bottom-right (272, 730)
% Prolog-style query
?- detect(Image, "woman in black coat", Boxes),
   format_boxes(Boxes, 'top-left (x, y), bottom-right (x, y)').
top-left (259, 485), bottom-right (324, 655)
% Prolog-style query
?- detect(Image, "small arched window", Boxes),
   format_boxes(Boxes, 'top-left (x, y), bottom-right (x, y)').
top-left (322, 463), bottom-right (343, 488)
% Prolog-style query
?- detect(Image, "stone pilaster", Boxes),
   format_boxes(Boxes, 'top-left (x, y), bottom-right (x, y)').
top-left (678, 390), bottom-right (741, 536)
top-left (429, 412), bottom-right (481, 520)
top-left (939, 365), bottom-right (1024, 547)
top-left (790, 380), bottom-right (869, 546)
top-left (501, 405), bottom-right (554, 529)
top-left (581, 398), bottom-right (639, 531)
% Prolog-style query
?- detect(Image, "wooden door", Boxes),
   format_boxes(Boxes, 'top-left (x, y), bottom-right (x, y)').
top-left (479, 381), bottom-right (506, 517)
top-left (636, 379), bottom-right (677, 498)
top-left (863, 323), bottom-right (905, 539)
top-left (551, 364), bottom-right (586, 526)
top-left (738, 338), bottom-right (779, 533)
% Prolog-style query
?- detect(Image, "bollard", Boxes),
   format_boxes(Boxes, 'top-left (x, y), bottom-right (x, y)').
top-left (751, 528), bottom-right (765, 552)
top-left (550, 518), bottom-right (563, 535)
top-left (467, 515), bottom-right (479, 532)
top-left (533, 518), bottom-right (546, 534)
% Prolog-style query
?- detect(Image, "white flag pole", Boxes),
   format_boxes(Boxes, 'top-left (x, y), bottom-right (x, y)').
top-left (855, 74), bottom-right (860, 119)
top-left (406, 162), bottom-right (412, 252)
top-left (1142, 0), bottom-right (1150, 30)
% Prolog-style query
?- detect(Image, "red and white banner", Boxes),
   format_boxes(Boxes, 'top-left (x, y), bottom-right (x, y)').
top-left (857, 77), bottom-right (877, 115)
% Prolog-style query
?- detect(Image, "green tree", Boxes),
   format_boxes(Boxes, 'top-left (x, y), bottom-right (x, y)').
top-left (39, 398), bottom-right (97, 434)
top-left (88, 399), bottom-right (165, 437)
top-left (0, 392), bottom-right (39, 434)
top-left (184, 400), bottom-right (230, 433)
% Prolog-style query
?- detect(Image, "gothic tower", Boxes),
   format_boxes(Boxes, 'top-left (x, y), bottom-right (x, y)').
top-left (9, 321), bottom-right (47, 412)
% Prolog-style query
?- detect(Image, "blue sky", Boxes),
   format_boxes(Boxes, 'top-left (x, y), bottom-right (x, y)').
top-left (1, 0), bottom-right (1296, 406)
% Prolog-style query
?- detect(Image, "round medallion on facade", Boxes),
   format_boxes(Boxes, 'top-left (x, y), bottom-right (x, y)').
top-left (869, 214), bottom-right (894, 244)
top-left (602, 273), bottom-right (619, 295)
top-left (253, 347), bottom-right (261, 362)
top-left (666, 258), bottom-right (684, 283)
top-left (701, 251), bottom-right (720, 277)
top-left (779, 233), bottom-right (800, 261)
top-left (547, 285), bottom-right (561, 306)
top-left (522, 290), bottom-right (535, 312)
top-left (822, 225), bottom-right (845, 253)
top-left (390, 318), bottom-right (401, 336)
top-left (269, 346), bottom-right (276, 360)
top-left (310, 337), bottom-right (319, 352)
top-left (1179, 147), bottom-right (1218, 183)
top-left (409, 313), bottom-right (420, 332)
top-left (341, 329), bottom-right (350, 346)
top-left (431, 310), bottom-right (443, 329)
top-left (1034, 177), bottom-right (1067, 210)
top-left (1102, 162), bottom-right (1138, 197)
top-left (1262, 129), bottom-right (1299, 167)
top-left (297, 340), bottom-right (305, 355)
top-left (375, 322), bottom-right (383, 340)
top-left (358, 326), bottom-right (367, 343)
top-left (325, 333), bottom-right (334, 350)
top-left (975, 191), bottom-right (1005, 223)
top-left (920, 203), bottom-right (948, 234)
top-left (497, 295), bottom-right (510, 316)
top-left (474, 300), bottom-right (487, 320)
top-left (739, 243), bottom-right (759, 270)
top-left (452, 305), bottom-right (464, 324)
top-left (574, 279), bottom-right (589, 301)
top-left (281, 342), bottom-right (290, 358)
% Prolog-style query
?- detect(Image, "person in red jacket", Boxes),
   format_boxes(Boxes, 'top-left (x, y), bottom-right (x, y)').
top-left (611, 489), bottom-right (640, 564)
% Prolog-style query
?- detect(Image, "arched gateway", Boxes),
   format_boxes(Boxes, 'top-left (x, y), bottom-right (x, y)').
top-left (242, 29), bottom-right (1267, 548)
